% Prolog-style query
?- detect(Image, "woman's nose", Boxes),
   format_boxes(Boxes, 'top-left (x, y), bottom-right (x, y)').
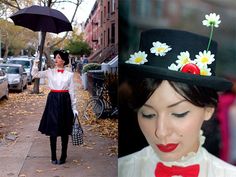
top-left (155, 115), bottom-right (171, 139)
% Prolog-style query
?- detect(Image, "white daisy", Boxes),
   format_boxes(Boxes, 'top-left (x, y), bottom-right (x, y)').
top-left (199, 65), bottom-right (212, 76)
top-left (202, 13), bottom-right (221, 28)
top-left (176, 51), bottom-right (192, 68)
top-left (168, 63), bottom-right (180, 71)
top-left (125, 51), bottom-right (148, 65)
top-left (150, 41), bottom-right (172, 56)
top-left (195, 50), bottom-right (215, 67)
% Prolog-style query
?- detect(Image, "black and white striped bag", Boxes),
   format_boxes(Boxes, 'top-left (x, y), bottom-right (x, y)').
top-left (72, 115), bottom-right (83, 146)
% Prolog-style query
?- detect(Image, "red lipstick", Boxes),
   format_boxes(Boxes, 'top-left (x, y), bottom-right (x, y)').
top-left (156, 143), bottom-right (178, 152)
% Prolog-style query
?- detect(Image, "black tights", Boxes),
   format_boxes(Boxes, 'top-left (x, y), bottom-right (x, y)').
top-left (50, 135), bottom-right (69, 161)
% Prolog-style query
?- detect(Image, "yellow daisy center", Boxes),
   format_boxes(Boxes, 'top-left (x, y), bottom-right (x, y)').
top-left (200, 69), bottom-right (208, 76)
top-left (134, 57), bottom-right (143, 63)
top-left (157, 47), bottom-right (165, 53)
top-left (182, 58), bottom-right (190, 64)
top-left (201, 56), bottom-right (209, 63)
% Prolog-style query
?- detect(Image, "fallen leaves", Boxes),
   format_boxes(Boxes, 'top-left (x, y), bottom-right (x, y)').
top-left (0, 84), bottom-right (47, 143)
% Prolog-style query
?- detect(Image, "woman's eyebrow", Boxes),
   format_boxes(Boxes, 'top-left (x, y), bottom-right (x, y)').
top-left (143, 104), bottom-right (154, 109)
top-left (167, 100), bottom-right (186, 108)
top-left (143, 100), bottom-right (186, 109)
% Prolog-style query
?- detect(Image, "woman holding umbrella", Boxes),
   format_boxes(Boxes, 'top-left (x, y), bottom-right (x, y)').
top-left (32, 50), bottom-right (78, 165)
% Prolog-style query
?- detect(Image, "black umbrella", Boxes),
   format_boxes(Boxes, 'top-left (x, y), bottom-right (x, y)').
top-left (10, 5), bottom-right (72, 34)
top-left (10, 5), bottom-right (72, 93)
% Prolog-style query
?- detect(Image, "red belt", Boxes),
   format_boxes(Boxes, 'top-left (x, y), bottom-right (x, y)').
top-left (51, 90), bottom-right (69, 92)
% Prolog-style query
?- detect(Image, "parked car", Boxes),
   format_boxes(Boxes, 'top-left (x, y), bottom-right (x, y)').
top-left (0, 64), bottom-right (27, 92)
top-left (0, 68), bottom-right (9, 99)
top-left (7, 57), bottom-right (33, 84)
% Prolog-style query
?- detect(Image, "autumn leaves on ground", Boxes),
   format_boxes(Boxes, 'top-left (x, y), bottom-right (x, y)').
top-left (0, 75), bottom-right (118, 155)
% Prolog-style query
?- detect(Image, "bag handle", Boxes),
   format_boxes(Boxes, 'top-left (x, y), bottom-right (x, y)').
top-left (73, 114), bottom-right (81, 126)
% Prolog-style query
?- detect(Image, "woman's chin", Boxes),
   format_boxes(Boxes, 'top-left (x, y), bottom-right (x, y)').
top-left (152, 147), bottom-right (182, 162)
top-left (157, 153), bottom-right (181, 162)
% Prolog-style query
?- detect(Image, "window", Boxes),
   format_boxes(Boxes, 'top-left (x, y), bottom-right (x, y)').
top-left (101, 11), bottom-right (103, 27)
top-left (104, 31), bottom-right (106, 48)
top-left (104, 6), bottom-right (106, 22)
top-left (108, 1), bottom-right (110, 18)
top-left (108, 28), bottom-right (110, 45)
top-left (111, 23), bottom-right (115, 44)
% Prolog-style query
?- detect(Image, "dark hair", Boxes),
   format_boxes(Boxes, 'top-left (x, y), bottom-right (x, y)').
top-left (53, 50), bottom-right (69, 65)
top-left (128, 78), bottom-right (218, 111)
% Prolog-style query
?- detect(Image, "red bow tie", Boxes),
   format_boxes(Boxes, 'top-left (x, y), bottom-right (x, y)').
top-left (57, 69), bottom-right (64, 73)
top-left (155, 162), bottom-right (199, 177)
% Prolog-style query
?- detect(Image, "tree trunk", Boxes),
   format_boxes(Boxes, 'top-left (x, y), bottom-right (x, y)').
top-left (3, 39), bottom-right (9, 59)
top-left (32, 31), bottom-right (46, 94)
top-left (43, 44), bottom-right (54, 68)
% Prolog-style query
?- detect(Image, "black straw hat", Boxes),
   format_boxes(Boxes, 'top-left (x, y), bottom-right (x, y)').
top-left (120, 28), bottom-right (232, 91)
top-left (53, 50), bottom-right (69, 65)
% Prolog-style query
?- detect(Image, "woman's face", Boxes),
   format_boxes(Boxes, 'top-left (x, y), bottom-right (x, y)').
top-left (137, 80), bottom-right (214, 162)
top-left (55, 54), bottom-right (65, 68)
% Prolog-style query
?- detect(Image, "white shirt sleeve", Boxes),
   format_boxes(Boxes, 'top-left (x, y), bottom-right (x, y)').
top-left (68, 73), bottom-right (76, 111)
top-left (31, 62), bottom-right (48, 79)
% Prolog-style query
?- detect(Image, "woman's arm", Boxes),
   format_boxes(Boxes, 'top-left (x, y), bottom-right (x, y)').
top-left (31, 59), bottom-right (48, 78)
top-left (69, 73), bottom-right (77, 114)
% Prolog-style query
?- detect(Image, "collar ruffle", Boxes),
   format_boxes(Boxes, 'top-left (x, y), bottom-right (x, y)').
top-left (157, 130), bottom-right (205, 167)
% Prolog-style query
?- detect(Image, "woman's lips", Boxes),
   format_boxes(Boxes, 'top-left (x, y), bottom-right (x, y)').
top-left (156, 143), bottom-right (179, 152)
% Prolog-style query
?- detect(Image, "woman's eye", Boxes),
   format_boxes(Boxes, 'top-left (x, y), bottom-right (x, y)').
top-left (141, 112), bottom-right (156, 119)
top-left (172, 111), bottom-right (189, 118)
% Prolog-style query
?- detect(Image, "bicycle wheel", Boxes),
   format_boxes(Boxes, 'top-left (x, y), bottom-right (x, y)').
top-left (83, 98), bottom-right (104, 120)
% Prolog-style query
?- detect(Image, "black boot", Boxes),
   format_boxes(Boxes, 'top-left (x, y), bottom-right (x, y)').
top-left (50, 136), bottom-right (57, 164)
top-left (58, 135), bottom-right (68, 165)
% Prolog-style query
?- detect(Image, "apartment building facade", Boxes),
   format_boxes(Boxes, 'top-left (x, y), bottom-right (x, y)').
top-left (84, 0), bottom-right (118, 63)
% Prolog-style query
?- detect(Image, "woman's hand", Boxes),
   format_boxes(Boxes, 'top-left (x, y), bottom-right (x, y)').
top-left (73, 110), bottom-right (78, 117)
top-left (33, 59), bottom-right (40, 68)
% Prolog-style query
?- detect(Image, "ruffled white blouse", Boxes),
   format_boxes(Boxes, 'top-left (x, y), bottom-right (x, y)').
top-left (31, 65), bottom-right (76, 111)
top-left (118, 132), bottom-right (236, 177)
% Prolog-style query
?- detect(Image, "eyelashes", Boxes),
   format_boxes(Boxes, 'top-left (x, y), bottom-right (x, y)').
top-left (140, 111), bottom-right (190, 119)
top-left (141, 113), bottom-right (156, 119)
top-left (171, 111), bottom-right (190, 118)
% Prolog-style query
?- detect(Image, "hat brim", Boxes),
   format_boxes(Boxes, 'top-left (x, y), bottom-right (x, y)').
top-left (120, 63), bottom-right (232, 91)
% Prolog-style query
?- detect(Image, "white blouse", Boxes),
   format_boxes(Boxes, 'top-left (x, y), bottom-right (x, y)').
top-left (119, 137), bottom-right (236, 177)
top-left (31, 65), bottom-right (76, 111)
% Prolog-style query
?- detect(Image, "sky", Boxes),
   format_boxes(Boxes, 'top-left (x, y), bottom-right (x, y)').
top-left (57, 0), bottom-right (96, 24)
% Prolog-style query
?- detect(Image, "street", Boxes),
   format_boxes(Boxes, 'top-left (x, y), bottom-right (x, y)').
top-left (0, 73), bottom-right (117, 177)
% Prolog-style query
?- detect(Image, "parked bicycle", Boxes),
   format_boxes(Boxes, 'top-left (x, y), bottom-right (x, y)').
top-left (83, 83), bottom-right (118, 120)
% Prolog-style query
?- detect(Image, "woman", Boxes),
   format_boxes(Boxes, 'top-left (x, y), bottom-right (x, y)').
top-left (32, 50), bottom-right (78, 165)
top-left (118, 13), bottom-right (236, 176)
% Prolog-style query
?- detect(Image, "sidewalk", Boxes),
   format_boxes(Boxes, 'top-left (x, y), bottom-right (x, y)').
top-left (0, 72), bottom-right (117, 177)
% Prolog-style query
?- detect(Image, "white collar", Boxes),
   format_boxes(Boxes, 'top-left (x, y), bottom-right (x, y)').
top-left (152, 130), bottom-right (205, 167)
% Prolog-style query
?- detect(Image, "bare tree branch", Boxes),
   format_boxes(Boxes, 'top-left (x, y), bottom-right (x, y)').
top-left (0, 0), bottom-right (21, 10)
top-left (49, 0), bottom-right (83, 49)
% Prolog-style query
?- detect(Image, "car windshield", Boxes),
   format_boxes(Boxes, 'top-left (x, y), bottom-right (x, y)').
top-left (1, 66), bottom-right (19, 74)
top-left (8, 60), bottom-right (30, 68)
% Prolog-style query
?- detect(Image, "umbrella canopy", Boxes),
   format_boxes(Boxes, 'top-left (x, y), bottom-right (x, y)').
top-left (10, 5), bottom-right (72, 34)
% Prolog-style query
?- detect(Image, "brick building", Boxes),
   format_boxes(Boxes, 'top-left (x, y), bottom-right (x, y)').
top-left (84, 0), bottom-right (118, 63)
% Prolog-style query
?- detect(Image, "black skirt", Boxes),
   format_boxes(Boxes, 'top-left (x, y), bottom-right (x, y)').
top-left (38, 92), bottom-right (74, 137)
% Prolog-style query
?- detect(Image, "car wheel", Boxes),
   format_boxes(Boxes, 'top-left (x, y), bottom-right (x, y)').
top-left (24, 83), bottom-right (27, 89)
top-left (4, 88), bottom-right (9, 100)
top-left (19, 82), bottom-right (24, 92)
